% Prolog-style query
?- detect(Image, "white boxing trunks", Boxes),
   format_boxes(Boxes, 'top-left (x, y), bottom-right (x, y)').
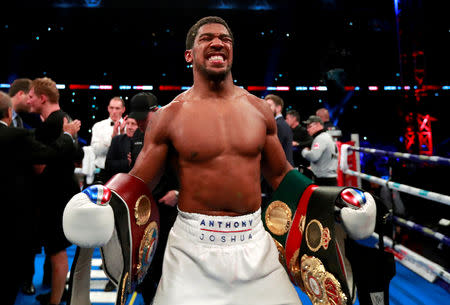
top-left (152, 208), bottom-right (302, 305)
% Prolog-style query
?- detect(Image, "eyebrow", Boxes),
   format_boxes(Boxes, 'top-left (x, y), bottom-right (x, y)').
top-left (198, 32), bottom-right (233, 40)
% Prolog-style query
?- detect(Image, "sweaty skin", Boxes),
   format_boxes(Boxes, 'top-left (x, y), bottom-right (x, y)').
top-left (130, 23), bottom-right (292, 216)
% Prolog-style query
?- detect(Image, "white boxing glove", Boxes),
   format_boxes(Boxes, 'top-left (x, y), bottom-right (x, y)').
top-left (63, 185), bottom-right (115, 248)
top-left (338, 188), bottom-right (377, 240)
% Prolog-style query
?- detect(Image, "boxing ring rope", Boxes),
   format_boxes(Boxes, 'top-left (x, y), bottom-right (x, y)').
top-left (392, 216), bottom-right (450, 247)
top-left (340, 144), bottom-right (450, 207)
top-left (339, 143), bottom-right (450, 285)
top-left (348, 146), bottom-right (450, 166)
top-left (372, 232), bottom-right (450, 285)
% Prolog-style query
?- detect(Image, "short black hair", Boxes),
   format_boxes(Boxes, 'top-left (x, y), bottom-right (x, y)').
top-left (286, 109), bottom-right (300, 122)
top-left (186, 16), bottom-right (233, 49)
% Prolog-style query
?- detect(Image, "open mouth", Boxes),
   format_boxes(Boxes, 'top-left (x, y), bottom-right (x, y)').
top-left (207, 54), bottom-right (226, 65)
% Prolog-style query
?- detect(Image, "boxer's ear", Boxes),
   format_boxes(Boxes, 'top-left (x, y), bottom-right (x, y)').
top-left (185, 49), bottom-right (193, 63)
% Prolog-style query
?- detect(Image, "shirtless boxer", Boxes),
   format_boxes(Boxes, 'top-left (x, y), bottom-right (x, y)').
top-left (128, 16), bottom-right (302, 304)
top-left (64, 15), bottom-right (376, 305)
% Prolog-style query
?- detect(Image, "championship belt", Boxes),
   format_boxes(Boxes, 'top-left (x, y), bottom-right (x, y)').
top-left (64, 173), bottom-right (160, 305)
top-left (263, 170), bottom-right (351, 305)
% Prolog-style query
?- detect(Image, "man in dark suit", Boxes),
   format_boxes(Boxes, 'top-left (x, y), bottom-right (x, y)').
top-left (9, 77), bottom-right (42, 295)
top-left (0, 91), bottom-right (80, 305)
top-left (9, 78), bottom-right (43, 130)
top-left (264, 94), bottom-right (294, 165)
top-left (9, 78), bottom-right (31, 128)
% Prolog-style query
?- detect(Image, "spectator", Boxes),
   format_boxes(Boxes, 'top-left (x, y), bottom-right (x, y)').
top-left (301, 115), bottom-right (338, 186)
top-left (285, 109), bottom-right (313, 169)
top-left (104, 116), bottom-right (143, 185)
top-left (8, 78), bottom-right (32, 128)
top-left (27, 77), bottom-right (82, 305)
top-left (0, 91), bottom-right (80, 304)
top-left (264, 94), bottom-right (294, 166)
top-left (8, 77), bottom-right (40, 295)
top-left (90, 96), bottom-right (126, 182)
top-left (316, 107), bottom-right (337, 131)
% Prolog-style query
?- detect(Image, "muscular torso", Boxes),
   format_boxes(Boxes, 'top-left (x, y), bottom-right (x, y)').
top-left (130, 85), bottom-right (289, 216)
top-left (166, 88), bottom-right (270, 215)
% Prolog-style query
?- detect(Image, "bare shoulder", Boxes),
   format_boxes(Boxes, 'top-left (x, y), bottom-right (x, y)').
top-left (145, 95), bottom-right (182, 142)
top-left (238, 88), bottom-right (271, 116)
top-left (147, 91), bottom-right (188, 141)
top-left (238, 88), bottom-right (276, 132)
top-left (160, 93), bottom-right (184, 115)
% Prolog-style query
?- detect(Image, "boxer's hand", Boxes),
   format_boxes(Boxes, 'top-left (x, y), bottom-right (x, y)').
top-left (337, 188), bottom-right (376, 240)
top-left (63, 185), bottom-right (115, 248)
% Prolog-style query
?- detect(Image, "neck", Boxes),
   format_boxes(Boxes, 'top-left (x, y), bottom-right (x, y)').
top-left (41, 103), bottom-right (60, 120)
top-left (191, 70), bottom-right (235, 98)
top-left (292, 121), bottom-right (299, 128)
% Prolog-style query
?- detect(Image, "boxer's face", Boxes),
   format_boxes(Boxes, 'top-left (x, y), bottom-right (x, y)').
top-left (186, 23), bottom-right (233, 81)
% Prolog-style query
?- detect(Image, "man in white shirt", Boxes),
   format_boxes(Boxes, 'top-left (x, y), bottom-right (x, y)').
top-left (90, 96), bottom-right (125, 182)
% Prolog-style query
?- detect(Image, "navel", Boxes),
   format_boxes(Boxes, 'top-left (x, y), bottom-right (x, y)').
top-left (236, 192), bottom-right (243, 200)
top-left (190, 152), bottom-right (199, 160)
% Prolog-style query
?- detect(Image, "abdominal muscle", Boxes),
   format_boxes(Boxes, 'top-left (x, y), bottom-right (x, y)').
top-left (176, 155), bottom-right (262, 216)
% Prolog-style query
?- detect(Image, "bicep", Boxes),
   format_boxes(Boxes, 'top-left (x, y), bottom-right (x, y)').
top-left (129, 110), bottom-right (169, 189)
top-left (130, 138), bottom-right (168, 190)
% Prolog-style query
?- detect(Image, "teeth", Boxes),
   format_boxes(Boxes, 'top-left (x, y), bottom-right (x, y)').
top-left (209, 55), bottom-right (224, 61)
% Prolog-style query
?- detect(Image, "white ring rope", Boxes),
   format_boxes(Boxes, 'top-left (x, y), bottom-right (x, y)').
top-left (349, 146), bottom-right (450, 166)
top-left (340, 144), bottom-right (450, 206)
top-left (372, 232), bottom-right (450, 285)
